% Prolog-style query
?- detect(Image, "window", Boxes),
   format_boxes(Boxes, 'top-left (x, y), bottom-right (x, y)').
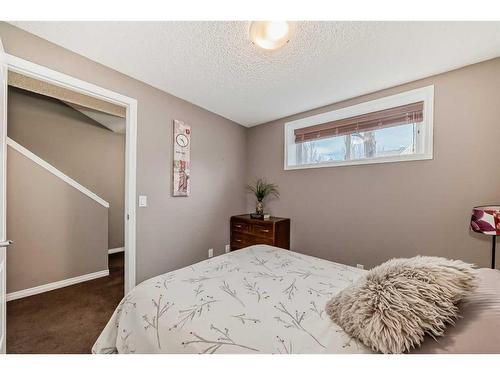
top-left (284, 86), bottom-right (434, 170)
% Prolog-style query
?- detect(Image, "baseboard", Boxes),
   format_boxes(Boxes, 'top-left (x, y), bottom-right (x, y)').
top-left (6, 269), bottom-right (110, 302)
top-left (108, 247), bottom-right (125, 255)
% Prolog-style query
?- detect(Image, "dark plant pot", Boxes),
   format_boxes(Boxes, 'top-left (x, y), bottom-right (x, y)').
top-left (256, 200), bottom-right (264, 215)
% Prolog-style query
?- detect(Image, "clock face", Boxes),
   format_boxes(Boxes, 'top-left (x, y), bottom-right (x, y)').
top-left (176, 133), bottom-right (189, 148)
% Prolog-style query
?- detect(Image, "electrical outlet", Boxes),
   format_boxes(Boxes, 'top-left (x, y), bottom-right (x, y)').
top-left (225, 244), bottom-right (231, 253)
top-left (208, 248), bottom-right (214, 258)
top-left (356, 264), bottom-right (364, 269)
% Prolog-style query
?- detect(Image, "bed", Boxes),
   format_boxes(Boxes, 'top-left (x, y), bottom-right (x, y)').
top-left (93, 244), bottom-right (500, 354)
top-left (92, 244), bottom-right (372, 354)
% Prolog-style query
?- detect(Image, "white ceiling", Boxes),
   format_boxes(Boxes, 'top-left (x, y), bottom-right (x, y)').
top-left (10, 21), bottom-right (500, 127)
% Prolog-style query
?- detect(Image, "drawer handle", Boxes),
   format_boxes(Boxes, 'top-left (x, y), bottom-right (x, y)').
top-left (260, 229), bottom-right (270, 233)
top-left (234, 224), bottom-right (242, 228)
top-left (235, 239), bottom-right (242, 242)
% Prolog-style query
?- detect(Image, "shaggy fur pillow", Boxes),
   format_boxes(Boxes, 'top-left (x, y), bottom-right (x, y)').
top-left (326, 256), bottom-right (477, 354)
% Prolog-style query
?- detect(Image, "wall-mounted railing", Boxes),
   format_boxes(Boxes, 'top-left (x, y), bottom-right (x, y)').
top-left (7, 137), bottom-right (110, 208)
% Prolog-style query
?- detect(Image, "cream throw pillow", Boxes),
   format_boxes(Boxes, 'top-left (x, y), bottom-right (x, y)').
top-left (326, 256), bottom-right (477, 354)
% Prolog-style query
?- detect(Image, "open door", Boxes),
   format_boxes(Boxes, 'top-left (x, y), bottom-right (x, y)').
top-left (0, 37), bottom-right (10, 354)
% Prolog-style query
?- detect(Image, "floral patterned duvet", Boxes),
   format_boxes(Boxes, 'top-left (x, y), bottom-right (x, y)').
top-left (92, 245), bottom-right (371, 354)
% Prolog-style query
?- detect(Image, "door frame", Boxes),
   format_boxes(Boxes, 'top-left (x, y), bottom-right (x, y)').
top-left (5, 54), bottom-right (138, 294)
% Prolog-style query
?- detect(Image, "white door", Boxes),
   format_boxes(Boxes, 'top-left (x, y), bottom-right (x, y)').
top-left (0, 37), bottom-right (8, 354)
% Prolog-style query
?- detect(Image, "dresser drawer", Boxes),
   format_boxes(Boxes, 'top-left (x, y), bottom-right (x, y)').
top-left (250, 223), bottom-right (274, 238)
top-left (231, 232), bottom-right (274, 249)
top-left (231, 220), bottom-right (250, 233)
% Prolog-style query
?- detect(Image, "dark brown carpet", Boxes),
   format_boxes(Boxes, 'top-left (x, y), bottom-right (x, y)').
top-left (6, 252), bottom-right (124, 354)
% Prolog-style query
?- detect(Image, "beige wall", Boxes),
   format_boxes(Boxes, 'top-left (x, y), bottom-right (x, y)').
top-left (0, 22), bottom-right (248, 283)
top-left (4, 21), bottom-right (497, 285)
top-left (247, 57), bottom-right (500, 270)
top-left (8, 87), bottom-right (125, 249)
top-left (7, 147), bottom-right (108, 293)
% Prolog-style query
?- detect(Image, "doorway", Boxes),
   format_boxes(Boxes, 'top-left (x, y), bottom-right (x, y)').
top-left (0, 50), bottom-right (137, 353)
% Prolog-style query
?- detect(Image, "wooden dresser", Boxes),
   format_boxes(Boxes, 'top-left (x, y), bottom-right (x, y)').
top-left (230, 214), bottom-right (290, 251)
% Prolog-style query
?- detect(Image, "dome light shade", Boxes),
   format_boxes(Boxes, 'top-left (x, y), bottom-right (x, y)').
top-left (249, 21), bottom-right (291, 50)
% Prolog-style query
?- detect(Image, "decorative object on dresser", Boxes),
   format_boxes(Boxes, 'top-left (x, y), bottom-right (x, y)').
top-left (230, 214), bottom-right (290, 250)
top-left (246, 178), bottom-right (279, 218)
top-left (470, 205), bottom-right (500, 268)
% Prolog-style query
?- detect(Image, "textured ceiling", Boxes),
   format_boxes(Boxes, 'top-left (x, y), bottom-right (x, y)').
top-left (9, 21), bottom-right (500, 127)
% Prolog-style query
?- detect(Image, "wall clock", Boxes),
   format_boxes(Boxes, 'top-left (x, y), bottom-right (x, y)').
top-left (175, 133), bottom-right (189, 148)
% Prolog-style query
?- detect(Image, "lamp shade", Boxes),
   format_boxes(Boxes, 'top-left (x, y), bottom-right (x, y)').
top-left (470, 206), bottom-right (500, 235)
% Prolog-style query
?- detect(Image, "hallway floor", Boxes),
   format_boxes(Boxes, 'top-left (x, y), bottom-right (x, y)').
top-left (6, 252), bottom-right (124, 354)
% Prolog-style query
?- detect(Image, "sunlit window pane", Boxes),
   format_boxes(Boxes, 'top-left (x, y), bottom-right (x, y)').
top-left (297, 123), bottom-right (418, 165)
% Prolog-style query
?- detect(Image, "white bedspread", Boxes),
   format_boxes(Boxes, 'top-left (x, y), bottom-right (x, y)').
top-left (93, 245), bottom-right (371, 354)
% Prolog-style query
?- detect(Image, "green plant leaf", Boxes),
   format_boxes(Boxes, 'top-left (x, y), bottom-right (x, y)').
top-left (246, 178), bottom-right (280, 201)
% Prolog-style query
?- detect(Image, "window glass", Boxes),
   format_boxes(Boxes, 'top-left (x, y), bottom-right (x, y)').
top-left (285, 86), bottom-right (433, 169)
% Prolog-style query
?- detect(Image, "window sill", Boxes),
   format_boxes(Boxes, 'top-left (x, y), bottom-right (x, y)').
top-left (284, 152), bottom-right (433, 170)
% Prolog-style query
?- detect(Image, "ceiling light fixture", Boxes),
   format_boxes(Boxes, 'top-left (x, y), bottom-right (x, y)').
top-left (249, 21), bottom-right (291, 50)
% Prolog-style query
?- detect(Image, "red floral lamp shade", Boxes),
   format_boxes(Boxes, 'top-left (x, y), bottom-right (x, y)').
top-left (470, 206), bottom-right (500, 235)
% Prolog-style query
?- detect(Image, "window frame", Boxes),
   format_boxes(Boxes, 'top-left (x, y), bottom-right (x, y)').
top-left (283, 85), bottom-right (434, 170)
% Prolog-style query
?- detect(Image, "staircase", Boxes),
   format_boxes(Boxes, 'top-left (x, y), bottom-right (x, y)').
top-left (6, 137), bottom-right (109, 300)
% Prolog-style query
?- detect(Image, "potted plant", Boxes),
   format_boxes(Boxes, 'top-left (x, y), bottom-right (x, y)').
top-left (246, 178), bottom-right (280, 216)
